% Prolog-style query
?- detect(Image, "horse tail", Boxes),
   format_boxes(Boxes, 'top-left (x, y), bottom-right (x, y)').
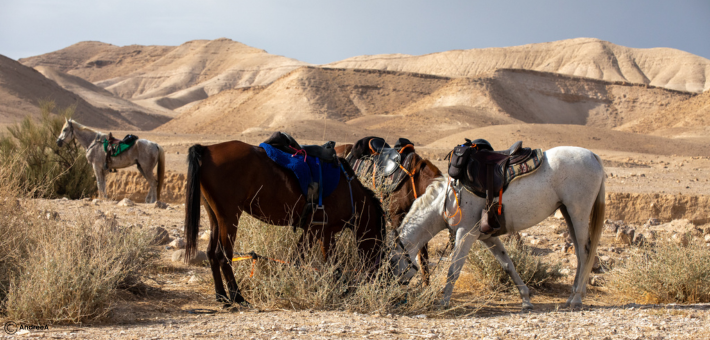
top-left (587, 154), bottom-right (606, 268)
top-left (185, 144), bottom-right (205, 262)
top-left (156, 145), bottom-right (165, 201)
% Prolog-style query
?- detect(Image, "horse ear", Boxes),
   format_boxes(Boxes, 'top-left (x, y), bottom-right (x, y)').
top-left (65, 117), bottom-right (68, 123)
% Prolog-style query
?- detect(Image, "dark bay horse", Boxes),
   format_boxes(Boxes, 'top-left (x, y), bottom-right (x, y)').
top-left (185, 141), bottom-right (386, 305)
top-left (335, 138), bottom-right (443, 284)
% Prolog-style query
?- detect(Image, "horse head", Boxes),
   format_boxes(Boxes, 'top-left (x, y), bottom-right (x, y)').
top-left (388, 229), bottom-right (419, 285)
top-left (56, 118), bottom-right (74, 147)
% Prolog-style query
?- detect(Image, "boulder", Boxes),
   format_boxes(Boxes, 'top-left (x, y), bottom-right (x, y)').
top-left (151, 227), bottom-right (171, 245)
top-left (118, 198), bottom-right (135, 207)
top-left (171, 249), bottom-right (209, 265)
top-left (169, 237), bottom-right (186, 249)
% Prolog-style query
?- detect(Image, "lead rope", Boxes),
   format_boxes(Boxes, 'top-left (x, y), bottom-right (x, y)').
top-left (442, 178), bottom-right (463, 226)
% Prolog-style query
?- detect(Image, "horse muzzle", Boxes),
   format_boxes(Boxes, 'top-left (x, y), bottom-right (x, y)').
top-left (56, 139), bottom-right (63, 147)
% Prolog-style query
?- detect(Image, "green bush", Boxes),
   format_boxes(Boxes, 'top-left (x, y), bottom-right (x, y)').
top-left (467, 237), bottom-right (564, 290)
top-left (0, 101), bottom-right (96, 199)
top-left (609, 238), bottom-right (710, 304)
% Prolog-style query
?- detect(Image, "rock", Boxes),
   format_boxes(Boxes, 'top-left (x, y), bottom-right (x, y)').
top-left (604, 223), bottom-right (619, 234)
top-left (92, 199), bottom-right (100, 205)
top-left (530, 238), bottom-right (541, 245)
top-left (671, 233), bottom-right (689, 247)
top-left (154, 201), bottom-right (168, 209)
top-left (42, 210), bottom-right (60, 220)
top-left (592, 256), bottom-right (601, 271)
top-left (599, 255), bottom-right (614, 267)
top-left (187, 275), bottom-right (200, 284)
top-left (169, 237), bottom-right (185, 249)
top-left (616, 228), bottom-right (635, 245)
top-left (553, 209), bottom-right (564, 219)
top-left (559, 268), bottom-right (571, 275)
top-left (643, 230), bottom-right (657, 241)
top-left (151, 227), bottom-right (171, 245)
top-left (565, 244), bottom-right (575, 254)
top-left (632, 232), bottom-right (646, 246)
top-left (589, 275), bottom-right (604, 286)
top-left (704, 234), bottom-right (710, 243)
top-left (646, 218), bottom-right (661, 226)
top-left (172, 249), bottom-right (209, 265)
top-left (118, 198), bottom-right (135, 207)
top-left (199, 230), bottom-right (212, 241)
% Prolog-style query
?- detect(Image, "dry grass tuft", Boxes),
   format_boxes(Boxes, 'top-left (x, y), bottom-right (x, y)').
top-left (467, 237), bottom-right (564, 291)
top-left (0, 154), bottom-right (156, 324)
top-left (609, 238), bottom-right (710, 304)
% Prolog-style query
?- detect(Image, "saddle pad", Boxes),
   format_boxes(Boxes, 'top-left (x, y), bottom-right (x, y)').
top-left (259, 143), bottom-right (341, 198)
top-left (103, 137), bottom-right (138, 157)
top-left (504, 149), bottom-right (544, 184)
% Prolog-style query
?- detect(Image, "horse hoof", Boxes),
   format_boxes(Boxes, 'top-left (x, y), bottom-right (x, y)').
top-left (522, 302), bottom-right (534, 311)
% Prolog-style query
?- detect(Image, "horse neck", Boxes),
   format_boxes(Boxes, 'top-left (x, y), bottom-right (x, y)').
top-left (74, 127), bottom-right (103, 149)
top-left (398, 178), bottom-right (448, 258)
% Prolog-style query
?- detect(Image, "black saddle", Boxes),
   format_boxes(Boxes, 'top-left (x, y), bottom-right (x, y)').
top-left (349, 136), bottom-right (390, 161)
top-left (447, 138), bottom-right (536, 234)
top-left (263, 131), bottom-right (337, 163)
top-left (348, 136), bottom-right (416, 192)
top-left (107, 132), bottom-right (138, 146)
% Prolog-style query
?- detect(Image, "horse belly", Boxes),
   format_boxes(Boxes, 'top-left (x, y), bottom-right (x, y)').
top-left (501, 163), bottom-right (561, 231)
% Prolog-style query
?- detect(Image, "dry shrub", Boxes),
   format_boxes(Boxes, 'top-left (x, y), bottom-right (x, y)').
top-left (229, 214), bottom-right (445, 315)
top-left (467, 237), bottom-right (564, 290)
top-left (609, 238), bottom-right (710, 304)
top-left (0, 101), bottom-right (97, 199)
top-left (0, 154), bottom-right (155, 323)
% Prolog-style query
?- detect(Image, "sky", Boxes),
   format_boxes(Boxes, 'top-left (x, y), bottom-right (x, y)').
top-left (1, 0), bottom-right (709, 64)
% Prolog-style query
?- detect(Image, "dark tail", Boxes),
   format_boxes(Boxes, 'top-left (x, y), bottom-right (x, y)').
top-left (185, 144), bottom-right (205, 262)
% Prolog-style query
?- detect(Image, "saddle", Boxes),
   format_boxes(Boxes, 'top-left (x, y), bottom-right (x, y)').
top-left (263, 131), bottom-right (337, 163)
top-left (350, 137), bottom-right (416, 193)
top-left (447, 139), bottom-right (541, 235)
top-left (103, 133), bottom-right (139, 171)
top-left (262, 131), bottom-right (341, 227)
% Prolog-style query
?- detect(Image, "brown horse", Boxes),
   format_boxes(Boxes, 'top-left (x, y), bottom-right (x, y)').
top-left (335, 138), bottom-right (443, 284)
top-left (185, 141), bottom-right (386, 305)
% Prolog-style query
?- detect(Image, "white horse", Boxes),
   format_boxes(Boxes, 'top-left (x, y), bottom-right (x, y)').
top-left (390, 146), bottom-right (605, 309)
top-left (55, 119), bottom-right (165, 203)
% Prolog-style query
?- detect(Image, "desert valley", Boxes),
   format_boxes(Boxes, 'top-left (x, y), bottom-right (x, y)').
top-left (1, 37), bottom-right (709, 338)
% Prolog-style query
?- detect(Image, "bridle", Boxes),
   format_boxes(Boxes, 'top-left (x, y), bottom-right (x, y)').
top-left (391, 226), bottom-right (419, 285)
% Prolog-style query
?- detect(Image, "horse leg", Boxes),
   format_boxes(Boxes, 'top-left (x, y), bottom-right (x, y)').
top-left (204, 202), bottom-right (229, 303)
top-left (137, 161), bottom-right (157, 203)
top-left (217, 213), bottom-right (247, 306)
top-left (92, 164), bottom-right (107, 199)
top-left (560, 204), bottom-right (593, 309)
top-left (440, 226), bottom-right (477, 306)
top-left (480, 237), bottom-right (533, 310)
top-left (418, 244), bottom-right (430, 286)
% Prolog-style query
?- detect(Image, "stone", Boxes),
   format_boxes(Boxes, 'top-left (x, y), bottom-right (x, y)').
top-left (589, 276), bottom-right (604, 286)
top-left (118, 198), bottom-right (135, 207)
top-left (553, 209), bottom-right (564, 219)
top-left (616, 228), bottom-right (634, 245)
top-left (559, 268), bottom-right (571, 275)
top-left (604, 223), bottom-right (619, 234)
top-left (646, 218), bottom-right (661, 226)
top-left (188, 275), bottom-right (200, 284)
top-left (599, 255), bottom-right (614, 267)
top-left (672, 233), bottom-right (689, 247)
top-left (643, 230), bottom-right (657, 241)
top-left (632, 232), bottom-right (646, 246)
top-left (592, 256), bottom-right (601, 271)
top-left (169, 237), bottom-right (185, 249)
top-left (199, 230), bottom-right (212, 241)
top-left (92, 199), bottom-right (100, 205)
top-left (154, 201), bottom-right (168, 209)
top-left (172, 249), bottom-right (209, 265)
top-left (704, 234), bottom-right (710, 243)
top-left (152, 227), bottom-right (171, 245)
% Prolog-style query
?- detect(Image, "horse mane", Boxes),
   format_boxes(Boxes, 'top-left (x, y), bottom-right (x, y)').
top-left (69, 119), bottom-right (101, 134)
top-left (405, 176), bottom-right (447, 220)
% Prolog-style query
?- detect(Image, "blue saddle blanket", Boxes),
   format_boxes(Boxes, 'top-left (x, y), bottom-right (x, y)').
top-left (259, 143), bottom-right (341, 198)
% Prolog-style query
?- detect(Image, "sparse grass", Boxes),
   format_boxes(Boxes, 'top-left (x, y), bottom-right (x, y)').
top-left (467, 237), bottom-right (564, 291)
top-left (0, 151), bottom-right (156, 324)
top-left (609, 238), bottom-right (710, 304)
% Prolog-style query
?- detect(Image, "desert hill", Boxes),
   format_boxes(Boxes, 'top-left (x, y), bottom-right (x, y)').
top-left (617, 89), bottom-right (710, 138)
top-left (0, 54), bottom-right (156, 130)
top-left (427, 124), bottom-right (710, 157)
top-left (158, 66), bottom-right (695, 144)
top-left (21, 38), bottom-right (310, 112)
top-left (327, 38), bottom-right (710, 93)
top-left (34, 66), bottom-right (172, 130)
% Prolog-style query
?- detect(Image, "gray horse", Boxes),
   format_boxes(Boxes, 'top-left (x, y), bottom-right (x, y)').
top-left (56, 118), bottom-right (165, 203)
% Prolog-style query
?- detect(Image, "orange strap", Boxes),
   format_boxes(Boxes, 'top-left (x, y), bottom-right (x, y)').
top-left (368, 139), bottom-right (381, 155)
top-left (398, 164), bottom-right (418, 199)
top-left (498, 188), bottom-right (503, 215)
top-left (443, 179), bottom-right (463, 226)
top-left (398, 144), bottom-right (414, 154)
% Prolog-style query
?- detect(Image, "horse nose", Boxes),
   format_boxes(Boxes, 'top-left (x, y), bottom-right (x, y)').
top-left (56, 139), bottom-right (63, 147)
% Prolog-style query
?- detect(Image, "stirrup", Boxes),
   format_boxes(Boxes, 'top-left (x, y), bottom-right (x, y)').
top-left (311, 205), bottom-right (328, 226)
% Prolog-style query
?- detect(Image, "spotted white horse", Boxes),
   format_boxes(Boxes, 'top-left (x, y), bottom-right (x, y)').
top-left (55, 119), bottom-right (165, 203)
top-left (390, 146), bottom-right (605, 310)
